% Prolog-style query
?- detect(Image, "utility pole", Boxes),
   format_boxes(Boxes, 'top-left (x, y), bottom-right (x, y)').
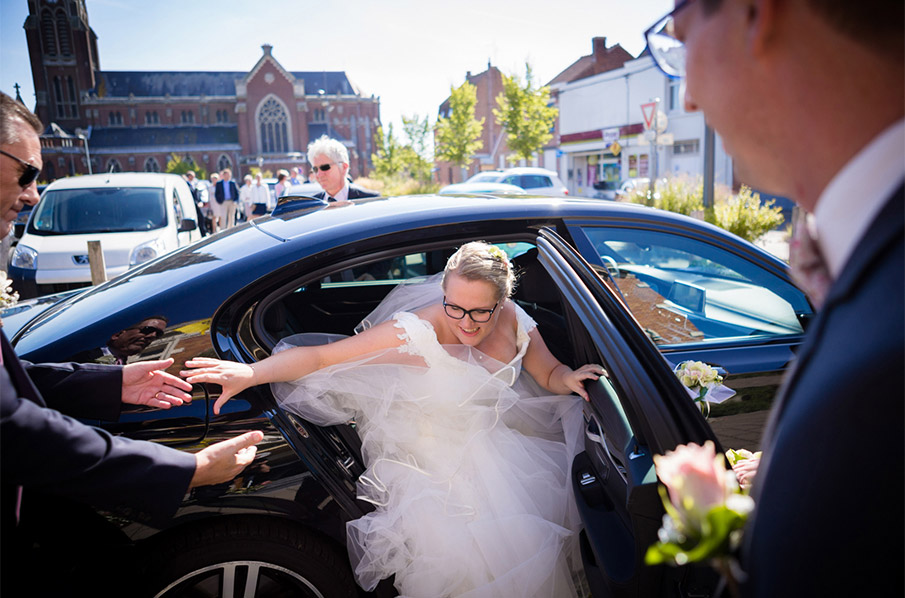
top-left (703, 124), bottom-right (715, 209)
top-left (650, 97), bottom-right (661, 181)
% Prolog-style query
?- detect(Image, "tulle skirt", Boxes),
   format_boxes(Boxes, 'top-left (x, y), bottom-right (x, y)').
top-left (273, 335), bottom-right (586, 597)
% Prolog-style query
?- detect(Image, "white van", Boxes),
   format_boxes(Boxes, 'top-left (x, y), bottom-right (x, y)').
top-left (9, 173), bottom-right (202, 298)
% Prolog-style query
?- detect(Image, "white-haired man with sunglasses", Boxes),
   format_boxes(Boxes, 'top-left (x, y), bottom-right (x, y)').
top-left (307, 135), bottom-right (378, 202)
top-left (0, 93), bottom-right (42, 242)
top-left (0, 91), bottom-right (264, 593)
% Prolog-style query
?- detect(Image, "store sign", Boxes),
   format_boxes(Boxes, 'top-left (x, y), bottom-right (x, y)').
top-left (602, 128), bottom-right (620, 146)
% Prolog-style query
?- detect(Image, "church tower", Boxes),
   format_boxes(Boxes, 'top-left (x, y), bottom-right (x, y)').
top-left (24, 0), bottom-right (99, 129)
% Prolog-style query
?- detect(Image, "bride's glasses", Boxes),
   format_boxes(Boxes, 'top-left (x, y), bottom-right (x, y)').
top-left (442, 297), bottom-right (498, 323)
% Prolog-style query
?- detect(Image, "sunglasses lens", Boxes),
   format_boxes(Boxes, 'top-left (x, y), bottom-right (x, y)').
top-left (19, 165), bottom-right (40, 188)
top-left (139, 326), bottom-right (163, 337)
top-left (316, 164), bottom-right (331, 172)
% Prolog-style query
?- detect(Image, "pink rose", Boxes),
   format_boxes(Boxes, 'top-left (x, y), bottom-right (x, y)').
top-left (653, 440), bottom-right (729, 529)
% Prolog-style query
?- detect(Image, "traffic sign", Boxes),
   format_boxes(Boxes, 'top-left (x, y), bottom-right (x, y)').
top-left (641, 102), bottom-right (658, 129)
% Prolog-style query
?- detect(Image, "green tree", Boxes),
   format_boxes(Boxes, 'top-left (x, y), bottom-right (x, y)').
top-left (493, 64), bottom-right (558, 163)
top-left (434, 81), bottom-right (484, 172)
top-left (371, 124), bottom-right (406, 179)
top-left (401, 114), bottom-right (433, 184)
top-left (166, 153), bottom-right (206, 180)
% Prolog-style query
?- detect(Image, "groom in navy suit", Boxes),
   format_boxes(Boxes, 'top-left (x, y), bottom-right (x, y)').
top-left (651, 0), bottom-right (903, 595)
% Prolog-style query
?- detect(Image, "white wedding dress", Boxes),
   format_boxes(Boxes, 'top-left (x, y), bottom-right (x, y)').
top-left (272, 276), bottom-right (586, 597)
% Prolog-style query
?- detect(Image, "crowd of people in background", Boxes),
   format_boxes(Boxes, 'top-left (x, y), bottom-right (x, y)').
top-left (180, 135), bottom-right (378, 236)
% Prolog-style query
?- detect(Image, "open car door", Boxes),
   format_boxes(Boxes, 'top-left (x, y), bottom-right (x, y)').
top-left (535, 229), bottom-right (722, 597)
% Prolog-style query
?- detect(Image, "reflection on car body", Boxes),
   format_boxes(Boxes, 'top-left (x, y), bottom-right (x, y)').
top-left (6, 193), bottom-right (810, 596)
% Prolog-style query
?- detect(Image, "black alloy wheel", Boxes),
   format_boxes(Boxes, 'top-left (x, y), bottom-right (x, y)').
top-left (141, 516), bottom-right (358, 598)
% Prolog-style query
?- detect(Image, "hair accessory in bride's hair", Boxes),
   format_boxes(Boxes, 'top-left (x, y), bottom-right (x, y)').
top-left (485, 245), bottom-right (508, 265)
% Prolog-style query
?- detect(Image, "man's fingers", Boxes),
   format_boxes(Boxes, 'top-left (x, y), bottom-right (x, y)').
top-left (227, 430), bottom-right (265, 452)
top-left (235, 445), bottom-right (258, 467)
top-left (213, 392), bottom-right (233, 415)
top-left (155, 370), bottom-right (193, 391)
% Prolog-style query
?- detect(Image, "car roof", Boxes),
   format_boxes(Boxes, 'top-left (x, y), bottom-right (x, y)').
top-left (438, 182), bottom-right (527, 195)
top-left (256, 193), bottom-right (691, 243)
top-left (9, 193), bottom-right (790, 356)
top-left (44, 172), bottom-right (184, 190)
top-left (500, 167), bottom-right (559, 176)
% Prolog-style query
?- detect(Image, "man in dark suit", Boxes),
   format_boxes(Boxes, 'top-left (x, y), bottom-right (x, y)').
top-left (646, 1), bottom-right (903, 595)
top-left (0, 92), bottom-right (264, 592)
top-left (213, 167), bottom-right (240, 231)
top-left (306, 135), bottom-right (379, 201)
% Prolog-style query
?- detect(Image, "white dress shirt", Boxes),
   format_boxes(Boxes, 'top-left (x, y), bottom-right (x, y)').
top-left (328, 182), bottom-right (350, 202)
top-left (814, 119), bottom-right (905, 279)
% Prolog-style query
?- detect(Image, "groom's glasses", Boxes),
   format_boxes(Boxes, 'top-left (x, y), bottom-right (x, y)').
top-left (442, 297), bottom-right (498, 323)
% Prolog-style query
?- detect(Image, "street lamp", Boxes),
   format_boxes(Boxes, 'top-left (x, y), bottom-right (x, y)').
top-left (77, 134), bottom-right (92, 174)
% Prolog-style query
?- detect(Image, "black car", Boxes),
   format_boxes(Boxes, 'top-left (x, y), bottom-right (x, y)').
top-left (6, 193), bottom-right (811, 596)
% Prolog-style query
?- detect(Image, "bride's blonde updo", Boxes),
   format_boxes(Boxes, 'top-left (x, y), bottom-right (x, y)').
top-left (442, 241), bottom-right (517, 301)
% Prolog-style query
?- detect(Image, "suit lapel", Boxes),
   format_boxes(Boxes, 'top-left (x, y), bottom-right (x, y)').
top-left (761, 185), bottom-right (904, 447)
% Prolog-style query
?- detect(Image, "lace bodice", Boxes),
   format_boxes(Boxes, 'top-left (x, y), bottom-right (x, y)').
top-left (391, 303), bottom-right (537, 387)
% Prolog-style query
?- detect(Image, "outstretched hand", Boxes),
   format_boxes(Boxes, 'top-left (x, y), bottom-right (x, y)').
top-left (190, 430), bottom-right (264, 488)
top-left (565, 364), bottom-right (608, 401)
top-left (180, 357), bottom-right (257, 414)
top-left (122, 358), bottom-right (194, 409)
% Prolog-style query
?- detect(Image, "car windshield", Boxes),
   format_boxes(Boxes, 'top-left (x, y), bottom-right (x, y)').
top-left (467, 172), bottom-right (502, 184)
top-left (29, 187), bottom-right (167, 235)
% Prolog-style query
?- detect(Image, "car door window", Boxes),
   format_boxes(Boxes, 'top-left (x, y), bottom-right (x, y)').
top-left (172, 189), bottom-right (184, 223)
top-left (579, 227), bottom-right (811, 347)
top-left (527, 175), bottom-right (552, 189)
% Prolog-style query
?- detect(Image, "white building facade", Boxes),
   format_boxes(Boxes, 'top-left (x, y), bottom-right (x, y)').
top-left (551, 55), bottom-right (734, 198)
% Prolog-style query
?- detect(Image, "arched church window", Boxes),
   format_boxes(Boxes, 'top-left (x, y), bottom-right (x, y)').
top-left (66, 76), bottom-right (78, 118)
top-left (53, 77), bottom-right (65, 118)
top-left (107, 158), bottom-right (122, 173)
top-left (217, 155), bottom-right (232, 172)
top-left (144, 157), bottom-right (161, 173)
top-left (257, 97), bottom-right (289, 154)
top-left (56, 9), bottom-right (72, 55)
top-left (41, 10), bottom-right (56, 55)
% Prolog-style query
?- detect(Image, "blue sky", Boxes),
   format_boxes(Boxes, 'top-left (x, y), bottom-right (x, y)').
top-left (0, 0), bottom-right (672, 135)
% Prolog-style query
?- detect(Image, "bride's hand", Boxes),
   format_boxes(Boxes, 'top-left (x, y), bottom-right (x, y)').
top-left (181, 357), bottom-right (257, 415)
top-left (565, 364), bottom-right (607, 401)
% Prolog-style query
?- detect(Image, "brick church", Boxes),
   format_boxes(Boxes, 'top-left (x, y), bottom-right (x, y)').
top-left (23, 0), bottom-right (381, 182)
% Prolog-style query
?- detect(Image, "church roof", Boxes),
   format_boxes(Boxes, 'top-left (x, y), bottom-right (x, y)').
top-left (88, 125), bottom-right (239, 150)
top-left (95, 71), bottom-right (358, 98)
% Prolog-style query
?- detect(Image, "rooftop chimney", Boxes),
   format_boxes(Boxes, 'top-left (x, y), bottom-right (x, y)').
top-left (592, 37), bottom-right (608, 59)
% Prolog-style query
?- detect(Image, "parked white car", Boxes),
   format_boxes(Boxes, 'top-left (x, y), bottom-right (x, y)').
top-left (9, 172), bottom-right (202, 298)
top-left (451, 167), bottom-right (568, 197)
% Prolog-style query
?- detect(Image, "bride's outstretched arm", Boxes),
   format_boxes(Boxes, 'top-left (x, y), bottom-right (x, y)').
top-left (181, 320), bottom-right (405, 414)
top-left (522, 328), bottom-right (606, 400)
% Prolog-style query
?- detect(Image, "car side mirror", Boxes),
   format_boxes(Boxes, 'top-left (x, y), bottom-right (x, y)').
top-left (178, 218), bottom-right (197, 232)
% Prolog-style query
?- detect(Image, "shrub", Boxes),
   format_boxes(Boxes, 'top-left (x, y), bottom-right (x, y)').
top-left (653, 175), bottom-right (703, 216)
top-left (623, 175), bottom-right (705, 215)
top-left (354, 176), bottom-right (439, 197)
top-left (705, 186), bottom-right (784, 242)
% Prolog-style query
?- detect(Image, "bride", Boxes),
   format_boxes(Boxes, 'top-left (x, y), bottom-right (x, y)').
top-left (182, 241), bottom-right (606, 597)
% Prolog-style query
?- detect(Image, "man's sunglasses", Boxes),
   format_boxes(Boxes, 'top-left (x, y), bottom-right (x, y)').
top-left (312, 163), bottom-right (336, 172)
top-left (129, 326), bottom-right (165, 338)
top-left (0, 149), bottom-right (41, 188)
